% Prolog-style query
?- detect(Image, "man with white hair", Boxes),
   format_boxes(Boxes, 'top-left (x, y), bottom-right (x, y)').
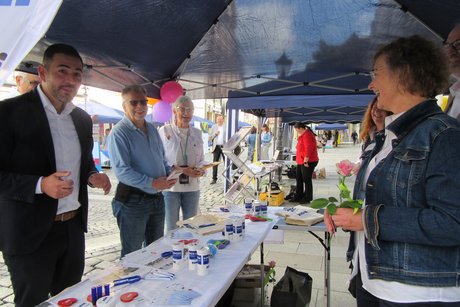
top-left (108, 85), bottom-right (177, 258)
top-left (15, 71), bottom-right (41, 94)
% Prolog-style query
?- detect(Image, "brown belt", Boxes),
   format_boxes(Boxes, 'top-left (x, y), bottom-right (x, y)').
top-left (55, 209), bottom-right (79, 222)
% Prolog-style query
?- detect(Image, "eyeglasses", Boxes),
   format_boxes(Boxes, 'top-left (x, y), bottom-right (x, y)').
top-left (444, 39), bottom-right (460, 52)
top-left (176, 106), bottom-right (194, 113)
top-left (27, 80), bottom-right (40, 87)
top-left (128, 99), bottom-right (148, 107)
top-left (369, 70), bottom-right (376, 81)
top-left (369, 68), bottom-right (384, 81)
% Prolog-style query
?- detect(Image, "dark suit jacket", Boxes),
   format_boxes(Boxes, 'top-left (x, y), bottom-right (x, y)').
top-left (0, 88), bottom-right (97, 255)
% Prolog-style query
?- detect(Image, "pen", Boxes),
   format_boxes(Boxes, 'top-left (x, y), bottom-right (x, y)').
top-left (198, 223), bottom-right (216, 228)
top-left (113, 275), bottom-right (142, 287)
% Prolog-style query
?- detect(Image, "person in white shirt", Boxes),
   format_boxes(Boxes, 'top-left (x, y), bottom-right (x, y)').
top-left (159, 96), bottom-right (205, 231)
top-left (0, 43), bottom-right (111, 307)
top-left (444, 24), bottom-right (460, 120)
top-left (208, 115), bottom-right (225, 184)
top-left (260, 124), bottom-right (272, 160)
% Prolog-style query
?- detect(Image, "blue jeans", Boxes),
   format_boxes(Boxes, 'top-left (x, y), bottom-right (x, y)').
top-left (112, 193), bottom-right (165, 258)
top-left (163, 191), bottom-right (200, 231)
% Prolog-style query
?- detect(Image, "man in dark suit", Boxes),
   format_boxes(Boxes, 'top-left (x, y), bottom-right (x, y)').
top-left (0, 44), bottom-right (111, 307)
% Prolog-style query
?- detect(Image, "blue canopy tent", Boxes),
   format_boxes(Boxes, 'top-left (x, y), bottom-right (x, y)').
top-left (227, 94), bottom-right (373, 124)
top-left (18, 0), bottom-right (459, 109)
top-left (74, 99), bottom-right (124, 124)
top-left (315, 123), bottom-right (348, 131)
top-left (7, 0), bottom-right (460, 201)
top-left (192, 116), bottom-right (214, 127)
top-left (10, 0), bottom-right (460, 170)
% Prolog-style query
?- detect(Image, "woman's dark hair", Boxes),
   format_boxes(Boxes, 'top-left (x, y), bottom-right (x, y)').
top-left (374, 35), bottom-right (449, 98)
top-left (306, 126), bottom-right (317, 136)
top-left (294, 122), bottom-right (316, 136)
top-left (294, 122), bottom-right (306, 129)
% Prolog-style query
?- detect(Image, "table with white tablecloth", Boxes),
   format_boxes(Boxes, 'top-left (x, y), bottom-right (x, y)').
top-left (41, 212), bottom-right (277, 307)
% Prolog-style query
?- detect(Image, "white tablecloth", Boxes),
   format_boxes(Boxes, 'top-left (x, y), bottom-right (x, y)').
top-left (44, 212), bottom-right (277, 307)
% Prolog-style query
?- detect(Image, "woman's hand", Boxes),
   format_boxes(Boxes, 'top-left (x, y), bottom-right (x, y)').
top-left (352, 162), bottom-right (361, 176)
top-left (330, 208), bottom-right (364, 231)
top-left (182, 166), bottom-right (204, 178)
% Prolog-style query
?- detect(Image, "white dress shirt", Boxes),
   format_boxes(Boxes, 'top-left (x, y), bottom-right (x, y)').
top-left (448, 77), bottom-right (460, 119)
top-left (37, 86), bottom-right (81, 214)
top-left (216, 125), bottom-right (225, 145)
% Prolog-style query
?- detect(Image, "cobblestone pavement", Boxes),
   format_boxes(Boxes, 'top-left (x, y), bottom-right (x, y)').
top-left (0, 145), bottom-right (361, 306)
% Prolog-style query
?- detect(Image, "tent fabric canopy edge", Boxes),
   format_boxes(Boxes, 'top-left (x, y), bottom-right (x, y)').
top-left (227, 94), bottom-right (374, 123)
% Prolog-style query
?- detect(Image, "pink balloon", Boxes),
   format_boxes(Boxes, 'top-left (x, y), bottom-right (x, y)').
top-left (152, 101), bottom-right (172, 123)
top-left (160, 81), bottom-right (183, 103)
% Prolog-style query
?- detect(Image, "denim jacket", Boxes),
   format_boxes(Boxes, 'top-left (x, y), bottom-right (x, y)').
top-left (349, 99), bottom-right (460, 287)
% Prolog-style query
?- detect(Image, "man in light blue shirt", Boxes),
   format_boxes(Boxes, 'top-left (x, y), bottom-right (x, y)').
top-left (108, 85), bottom-right (177, 257)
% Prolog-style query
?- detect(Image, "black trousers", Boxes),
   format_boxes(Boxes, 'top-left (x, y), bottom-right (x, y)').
top-left (212, 145), bottom-right (224, 180)
top-left (295, 162), bottom-right (318, 202)
top-left (3, 216), bottom-right (85, 307)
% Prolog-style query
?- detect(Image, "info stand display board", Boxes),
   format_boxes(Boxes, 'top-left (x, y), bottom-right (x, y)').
top-left (222, 126), bottom-right (273, 204)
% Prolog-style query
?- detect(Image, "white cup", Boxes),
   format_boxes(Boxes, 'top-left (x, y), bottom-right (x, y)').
top-left (233, 219), bottom-right (243, 242)
top-left (172, 242), bottom-right (184, 270)
top-left (253, 200), bottom-right (261, 216)
top-left (188, 244), bottom-right (198, 271)
top-left (261, 201), bottom-right (268, 217)
top-left (196, 248), bottom-right (210, 276)
top-left (244, 198), bottom-right (253, 214)
top-left (224, 218), bottom-right (234, 240)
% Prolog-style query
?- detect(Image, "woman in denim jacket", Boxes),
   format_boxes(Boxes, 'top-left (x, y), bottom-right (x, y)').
top-left (326, 36), bottom-right (460, 306)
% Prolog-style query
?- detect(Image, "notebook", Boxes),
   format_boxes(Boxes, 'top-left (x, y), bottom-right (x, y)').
top-left (260, 149), bottom-right (281, 163)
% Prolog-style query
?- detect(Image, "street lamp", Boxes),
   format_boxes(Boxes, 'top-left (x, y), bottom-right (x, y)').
top-left (275, 52), bottom-right (293, 78)
top-left (274, 52), bottom-right (293, 156)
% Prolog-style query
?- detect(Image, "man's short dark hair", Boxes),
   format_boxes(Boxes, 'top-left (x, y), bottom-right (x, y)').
top-left (42, 44), bottom-right (83, 68)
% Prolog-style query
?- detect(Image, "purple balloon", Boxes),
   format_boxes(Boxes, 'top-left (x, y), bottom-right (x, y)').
top-left (152, 101), bottom-right (172, 123)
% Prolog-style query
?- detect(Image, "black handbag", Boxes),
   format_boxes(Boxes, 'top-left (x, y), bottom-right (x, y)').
top-left (270, 266), bottom-right (312, 307)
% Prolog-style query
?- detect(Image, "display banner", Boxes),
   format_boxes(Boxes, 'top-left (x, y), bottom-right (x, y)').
top-left (0, 0), bottom-right (62, 86)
